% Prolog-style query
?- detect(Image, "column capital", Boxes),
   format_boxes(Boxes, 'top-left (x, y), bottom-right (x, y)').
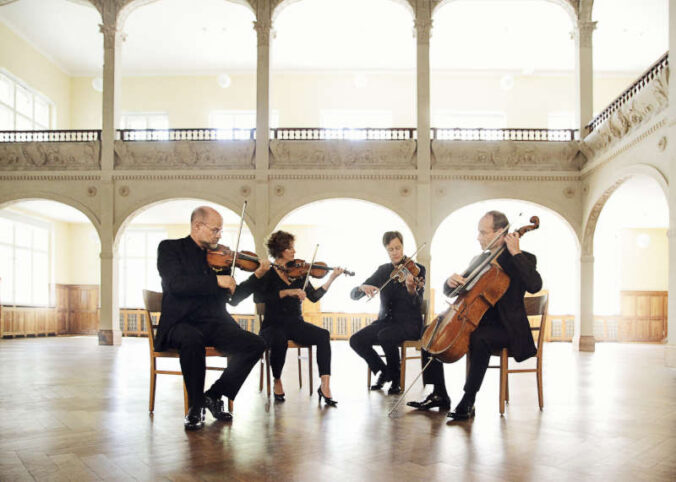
top-left (254, 20), bottom-right (275, 46)
top-left (573, 20), bottom-right (597, 48)
top-left (99, 23), bottom-right (127, 45)
top-left (413, 18), bottom-right (433, 44)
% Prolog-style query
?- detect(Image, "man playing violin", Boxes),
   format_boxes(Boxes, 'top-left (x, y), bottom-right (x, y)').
top-left (349, 231), bottom-right (426, 395)
top-left (408, 211), bottom-right (542, 420)
top-left (156, 206), bottom-right (270, 430)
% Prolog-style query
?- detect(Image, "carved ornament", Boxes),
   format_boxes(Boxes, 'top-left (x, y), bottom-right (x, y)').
top-left (269, 140), bottom-right (417, 169)
top-left (113, 140), bottom-right (255, 170)
top-left (431, 140), bottom-right (584, 171)
top-left (0, 142), bottom-right (100, 171)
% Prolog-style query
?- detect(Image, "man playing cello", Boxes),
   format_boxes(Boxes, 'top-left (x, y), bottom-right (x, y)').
top-left (407, 210), bottom-right (542, 419)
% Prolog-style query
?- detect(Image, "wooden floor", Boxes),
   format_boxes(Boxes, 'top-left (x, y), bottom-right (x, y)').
top-left (0, 337), bottom-right (674, 481)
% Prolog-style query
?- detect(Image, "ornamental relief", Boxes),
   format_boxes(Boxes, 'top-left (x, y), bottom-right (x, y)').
top-left (583, 66), bottom-right (669, 158)
top-left (0, 142), bottom-right (100, 171)
top-left (269, 140), bottom-right (417, 169)
top-left (114, 140), bottom-right (255, 170)
top-left (431, 140), bottom-right (584, 171)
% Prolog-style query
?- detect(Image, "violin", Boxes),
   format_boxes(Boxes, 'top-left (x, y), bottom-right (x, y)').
top-left (284, 259), bottom-right (355, 281)
top-left (389, 256), bottom-right (425, 290)
top-left (206, 244), bottom-right (285, 273)
top-left (420, 216), bottom-right (540, 363)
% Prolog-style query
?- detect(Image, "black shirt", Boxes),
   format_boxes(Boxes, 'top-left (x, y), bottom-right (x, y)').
top-left (256, 268), bottom-right (326, 328)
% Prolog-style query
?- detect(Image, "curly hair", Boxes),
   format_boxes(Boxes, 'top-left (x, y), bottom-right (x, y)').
top-left (266, 230), bottom-right (295, 259)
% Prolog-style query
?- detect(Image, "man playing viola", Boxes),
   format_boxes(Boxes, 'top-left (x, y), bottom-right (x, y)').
top-left (408, 211), bottom-right (542, 419)
top-left (156, 206), bottom-right (269, 430)
top-left (349, 231), bottom-right (426, 395)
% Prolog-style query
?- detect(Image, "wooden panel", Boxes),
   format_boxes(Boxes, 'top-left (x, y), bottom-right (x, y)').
top-left (619, 291), bottom-right (667, 342)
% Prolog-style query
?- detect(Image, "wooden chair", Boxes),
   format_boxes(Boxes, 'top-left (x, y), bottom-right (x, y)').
top-left (365, 299), bottom-right (429, 391)
top-left (484, 292), bottom-right (549, 415)
top-left (143, 289), bottom-right (233, 415)
top-left (256, 303), bottom-right (314, 396)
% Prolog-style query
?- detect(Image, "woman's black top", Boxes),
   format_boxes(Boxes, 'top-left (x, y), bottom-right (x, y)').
top-left (256, 268), bottom-right (326, 329)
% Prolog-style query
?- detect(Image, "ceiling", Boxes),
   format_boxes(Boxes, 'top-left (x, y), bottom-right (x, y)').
top-left (0, 0), bottom-right (667, 75)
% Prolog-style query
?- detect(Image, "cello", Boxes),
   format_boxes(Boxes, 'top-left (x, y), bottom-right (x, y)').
top-left (420, 216), bottom-right (540, 363)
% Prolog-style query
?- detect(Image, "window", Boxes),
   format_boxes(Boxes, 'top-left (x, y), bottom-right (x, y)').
top-left (547, 112), bottom-right (574, 130)
top-left (118, 229), bottom-right (167, 308)
top-left (0, 213), bottom-right (51, 306)
top-left (209, 110), bottom-right (279, 139)
top-left (432, 110), bottom-right (507, 129)
top-left (120, 112), bottom-right (170, 140)
top-left (0, 70), bottom-right (54, 130)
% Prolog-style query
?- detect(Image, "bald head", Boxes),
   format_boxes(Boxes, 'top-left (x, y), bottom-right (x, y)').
top-left (190, 206), bottom-right (223, 248)
top-left (191, 206), bottom-right (219, 226)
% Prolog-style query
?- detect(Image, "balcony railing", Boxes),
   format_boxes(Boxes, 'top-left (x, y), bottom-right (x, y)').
top-left (0, 130), bottom-right (101, 142)
top-left (431, 127), bottom-right (578, 142)
top-left (587, 51), bottom-right (669, 132)
top-left (117, 128), bottom-right (256, 141)
top-left (270, 127), bottom-right (417, 140)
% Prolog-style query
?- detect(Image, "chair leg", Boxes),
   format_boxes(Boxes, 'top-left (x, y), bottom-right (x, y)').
top-left (265, 350), bottom-right (271, 397)
top-left (505, 373), bottom-right (510, 403)
top-left (183, 382), bottom-right (189, 416)
top-left (149, 360), bottom-right (156, 413)
top-left (308, 346), bottom-right (313, 395)
top-left (400, 345), bottom-right (406, 390)
top-left (259, 355), bottom-right (264, 392)
top-left (367, 366), bottom-right (371, 389)
top-left (537, 362), bottom-right (544, 410)
top-left (499, 350), bottom-right (508, 415)
top-left (297, 347), bottom-right (302, 389)
top-left (228, 399), bottom-right (234, 413)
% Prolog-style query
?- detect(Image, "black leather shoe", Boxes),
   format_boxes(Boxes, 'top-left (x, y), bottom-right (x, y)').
top-left (388, 382), bottom-right (402, 395)
top-left (184, 405), bottom-right (205, 430)
top-left (317, 387), bottom-right (338, 407)
top-left (273, 392), bottom-right (286, 402)
top-left (204, 394), bottom-right (233, 421)
top-left (406, 393), bottom-right (451, 411)
top-left (447, 405), bottom-right (476, 420)
top-left (370, 371), bottom-right (389, 391)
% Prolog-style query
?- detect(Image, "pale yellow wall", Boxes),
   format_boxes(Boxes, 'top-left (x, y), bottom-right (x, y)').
top-left (66, 223), bottom-right (100, 285)
top-left (0, 23), bottom-right (71, 128)
top-left (620, 228), bottom-right (668, 291)
top-left (67, 71), bottom-right (638, 129)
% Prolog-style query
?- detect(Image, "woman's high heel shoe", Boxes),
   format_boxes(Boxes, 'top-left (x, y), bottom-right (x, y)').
top-left (317, 387), bottom-right (338, 407)
top-left (273, 392), bottom-right (285, 402)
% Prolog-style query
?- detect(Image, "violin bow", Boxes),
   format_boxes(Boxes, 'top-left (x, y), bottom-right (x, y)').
top-left (230, 200), bottom-right (247, 282)
top-left (367, 242), bottom-right (427, 302)
top-left (302, 243), bottom-right (320, 292)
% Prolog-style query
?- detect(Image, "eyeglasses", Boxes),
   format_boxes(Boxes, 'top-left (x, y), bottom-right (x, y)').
top-left (200, 223), bottom-right (223, 235)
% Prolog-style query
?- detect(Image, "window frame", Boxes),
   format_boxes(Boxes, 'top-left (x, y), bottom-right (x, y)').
top-left (0, 69), bottom-right (55, 131)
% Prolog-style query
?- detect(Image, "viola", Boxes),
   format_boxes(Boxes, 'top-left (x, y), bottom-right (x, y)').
top-left (206, 244), bottom-right (284, 273)
top-left (389, 256), bottom-right (425, 290)
top-left (420, 216), bottom-right (540, 363)
top-left (284, 259), bottom-right (355, 281)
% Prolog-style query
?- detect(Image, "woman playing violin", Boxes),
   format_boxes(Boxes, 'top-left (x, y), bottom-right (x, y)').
top-left (407, 211), bottom-right (542, 420)
top-left (349, 231), bottom-right (426, 395)
top-left (257, 230), bottom-right (345, 406)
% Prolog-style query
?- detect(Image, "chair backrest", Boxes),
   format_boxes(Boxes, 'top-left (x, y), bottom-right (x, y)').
top-left (524, 292), bottom-right (549, 356)
top-left (255, 302), bottom-right (265, 333)
top-left (421, 298), bottom-right (430, 325)
top-left (143, 289), bottom-right (163, 351)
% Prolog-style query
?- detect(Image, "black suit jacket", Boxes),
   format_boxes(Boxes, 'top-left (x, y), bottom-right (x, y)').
top-left (155, 235), bottom-right (260, 351)
top-left (444, 250), bottom-right (542, 362)
top-left (351, 262), bottom-right (426, 327)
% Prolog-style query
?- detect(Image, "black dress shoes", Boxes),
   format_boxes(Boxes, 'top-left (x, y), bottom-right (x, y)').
top-left (370, 371), bottom-right (390, 391)
top-left (406, 393), bottom-right (451, 411)
top-left (184, 405), bottom-right (205, 430)
top-left (204, 394), bottom-right (233, 421)
top-left (273, 392), bottom-right (286, 402)
top-left (388, 382), bottom-right (402, 395)
top-left (447, 404), bottom-right (476, 420)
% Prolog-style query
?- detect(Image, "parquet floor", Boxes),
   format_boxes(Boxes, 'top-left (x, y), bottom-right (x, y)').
top-left (0, 336), bottom-right (674, 481)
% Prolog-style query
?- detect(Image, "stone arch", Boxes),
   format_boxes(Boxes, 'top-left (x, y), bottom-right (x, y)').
top-left (581, 164), bottom-right (669, 256)
top-left (0, 191), bottom-right (102, 242)
top-left (268, 192), bottom-right (416, 242)
top-left (272, 0), bottom-right (415, 23)
top-left (114, 193), bottom-right (255, 249)
top-left (432, 0), bottom-right (578, 25)
top-left (118, 0), bottom-right (255, 28)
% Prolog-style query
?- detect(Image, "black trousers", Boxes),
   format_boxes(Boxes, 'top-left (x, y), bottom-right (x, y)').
top-left (260, 318), bottom-right (331, 379)
top-left (422, 320), bottom-right (509, 398)
top-left (349, 319), bottom-right (421, 381)
top-left (166, 315), bottom-right (266, 408)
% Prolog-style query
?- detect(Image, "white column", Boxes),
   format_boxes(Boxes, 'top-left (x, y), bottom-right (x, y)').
top-left (98, 181), bottom-right (121, 346)
top-left (574, 20), bottom-right (596, 137)
top-left (664, 0), bottom-right (676, 367)
top-left (99, 19), bottom-right (124, 172)
top-left (414, 5), bottom-right (433, 295)
top-left (253, 5), bottom-right (273, 257)
top-left (574, 254), bottom-right (595, 351)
